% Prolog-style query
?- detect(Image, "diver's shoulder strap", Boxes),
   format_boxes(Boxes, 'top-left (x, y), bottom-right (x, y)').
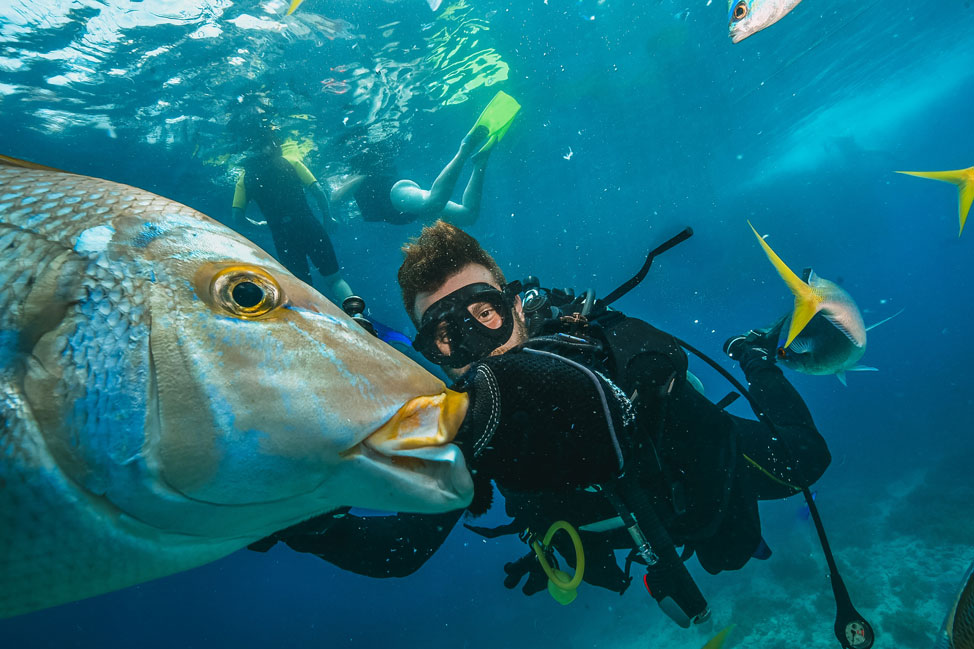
top-left (591, 315), bottom-right (688, 397)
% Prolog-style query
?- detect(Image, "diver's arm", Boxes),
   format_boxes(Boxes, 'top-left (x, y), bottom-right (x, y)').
top-left (732, 347), bottom-right (831, 495)
top-left (454, 348), bottom-right (630, 492)
top-left (282, 510), bottom-right (463, 578)
top-left (331, 174), bottom-right (367, 203)
top-left (307, 181), bottom-right (336, 225)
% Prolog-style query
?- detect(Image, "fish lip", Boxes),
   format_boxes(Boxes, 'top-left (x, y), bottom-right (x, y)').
top-left (344, 390), bottom-right (472, 504)
top-left (347, 389), bottom-right (469, 461)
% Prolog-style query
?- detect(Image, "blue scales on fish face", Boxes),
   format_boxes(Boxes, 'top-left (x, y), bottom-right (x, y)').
top-left (728, 0), bottom-right (804, 43)
top-left (0, 155), bottom-right (474, 618)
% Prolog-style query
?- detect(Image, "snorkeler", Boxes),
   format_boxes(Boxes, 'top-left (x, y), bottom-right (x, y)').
top-left (331, 91), bottom-right (520, 227)
top-left (231, 129), bottom-right (354, 302)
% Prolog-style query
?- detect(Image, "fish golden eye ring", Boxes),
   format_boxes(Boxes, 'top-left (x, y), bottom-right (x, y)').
top-left (530, 520), bottom-right (585, 591)
top-left (211, 266), bottom-right (284, 319)
top-left (733, 1), bottom-right (748, 20)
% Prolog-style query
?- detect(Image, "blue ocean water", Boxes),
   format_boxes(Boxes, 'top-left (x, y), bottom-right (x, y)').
top-left (2, 0), bottom-right (973, 647)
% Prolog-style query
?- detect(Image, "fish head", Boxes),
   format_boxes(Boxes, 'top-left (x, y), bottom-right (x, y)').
top-left (728, 0), bottom-right (801, 43)
top-left (25, 203), bottom-right (473, 542)
top-left (141, 217), bottom-right (474, 533)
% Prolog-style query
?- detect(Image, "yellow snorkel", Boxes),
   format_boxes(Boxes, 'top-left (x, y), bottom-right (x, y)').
top-left (528, 521), bottom-right (585, 605)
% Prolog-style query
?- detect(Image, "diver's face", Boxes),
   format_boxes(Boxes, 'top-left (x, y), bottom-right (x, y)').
top-left (413, 263), bottom-right (527, 379)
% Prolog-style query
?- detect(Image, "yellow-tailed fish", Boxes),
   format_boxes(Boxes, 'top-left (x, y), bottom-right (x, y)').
top-left (729, 0), bottom-right (804, 43)
top-left (896, 166), bottom-right (974, 237)
top-left (0, 155), bottom-right (473, 618)
top-left (935, 559), bottom-right (974, 649)
top-left (702, 625), bottom-right (735, 648)
top-left (748, 223), bottom-right (880, 385)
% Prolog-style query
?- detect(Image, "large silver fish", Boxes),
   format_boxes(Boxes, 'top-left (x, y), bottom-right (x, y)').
top-left (935, 559), bottom-right (974, 649)
top-left (728, 0), bottom-right (804, 43)
top-left (0, 156), bottom-right (473, 618)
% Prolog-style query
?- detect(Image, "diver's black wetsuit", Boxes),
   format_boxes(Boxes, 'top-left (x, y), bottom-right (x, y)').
top-left (255, 317), bottom-right (829, 592)
top-left (240, 154), bottom-right (340, 281)
top-left (354, 173), bottom-right (415, 225)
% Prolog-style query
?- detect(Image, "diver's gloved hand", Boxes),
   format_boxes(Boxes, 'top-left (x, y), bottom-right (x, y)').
top-left (723, 328), bottom-right (779, 374)
top-left (503, 551), bottom-right (548, 597)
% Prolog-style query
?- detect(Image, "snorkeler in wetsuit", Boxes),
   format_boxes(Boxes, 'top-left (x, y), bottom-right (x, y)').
top-left (231, 131), bottom-right (353, 302)
top-left (331, 91), bottom-right (520, 227)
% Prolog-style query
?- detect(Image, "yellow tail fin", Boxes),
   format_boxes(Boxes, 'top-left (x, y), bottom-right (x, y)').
top-left (701, 625), bottom-right (736, 649)
top-left (896, 167), bottom-right (974, 236)
top-left (286, 0), bottom-right (304, 15)
top-left (748, 222), bottom-right (823, 348)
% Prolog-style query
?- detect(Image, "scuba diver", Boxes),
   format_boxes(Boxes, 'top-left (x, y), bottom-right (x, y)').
top-left (251, 221), bottom-right (835, 632)
top-left (231, 127), bottom-right (354, 303)
top-left (330, 91), bottom-right (520, 227)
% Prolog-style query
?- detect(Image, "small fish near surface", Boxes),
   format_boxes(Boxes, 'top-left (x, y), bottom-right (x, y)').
top-left (747, 222), bottom-right (899, 385)
top-left (728, 0), bottom-right (804, 43)
top-left (0, 155), bottom-right (473, 618)
top-left (934, 559), bottom-right (974, 649)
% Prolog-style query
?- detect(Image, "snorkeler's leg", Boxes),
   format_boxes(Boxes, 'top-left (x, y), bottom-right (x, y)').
top-left (442, 152), bottom-right (490, 226)
top-left (271, 227), bottom-right (313, 285)
top-left (322, 271), bottom-right (354, 303)
top-left (306, 220), bottom-right (354, 302)
top-left (390, 127), bottom-right (489, 218)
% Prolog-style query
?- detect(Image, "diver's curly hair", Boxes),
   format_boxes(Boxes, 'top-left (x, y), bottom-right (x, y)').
top-left (399, 220), bottom-right (506, 324)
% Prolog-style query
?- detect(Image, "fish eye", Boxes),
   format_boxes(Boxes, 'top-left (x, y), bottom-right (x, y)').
top-left (232, 281), bottom-right (264, 308)
top-left (211, 266), bottom-right (284, 319)
top-left (732, 1), bottom-right (748, 21)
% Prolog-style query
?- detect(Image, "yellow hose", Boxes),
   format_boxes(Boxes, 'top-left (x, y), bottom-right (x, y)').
top-left (531, 520), bottom-right (585, 591)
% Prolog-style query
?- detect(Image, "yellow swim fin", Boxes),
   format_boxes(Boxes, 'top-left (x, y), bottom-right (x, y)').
top-left (468, 91), bottom-right (521, 152)
top-left (701, 625), bottom-right (736, 649)
top-left (286, 0), bottom-right (304, 15)
top-left (896, 167), bottom-right (974, 236)
top-left (748, 222), bottom-right (823, 349)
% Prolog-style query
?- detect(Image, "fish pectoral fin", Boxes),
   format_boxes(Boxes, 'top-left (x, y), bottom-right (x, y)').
top-left (848, 365), bottom-right (878, 372)
top-left (865, 307), bottom-right (905, 332)
top-left (896, 167), bottom-right (974, 236)
top-left (822, 313), bottom-right (865, 347)
top-left (748, 222), bottom-right (824, 348)
top-left (787, 337), bottom-right (814, 354)
top-left (836, 372), bottom-right (847, 386)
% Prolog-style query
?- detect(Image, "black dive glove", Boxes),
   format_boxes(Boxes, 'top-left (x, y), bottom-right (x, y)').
top-left (503, 551), bottom-right (549, 597)
top-left (452, 346), bottom-right (632, 493)
top-left (723, 325), bottom-right (781, 374)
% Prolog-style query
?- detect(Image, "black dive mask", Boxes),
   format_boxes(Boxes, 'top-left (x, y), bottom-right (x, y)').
top-left (413, 282), bottom-right (521, 368)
